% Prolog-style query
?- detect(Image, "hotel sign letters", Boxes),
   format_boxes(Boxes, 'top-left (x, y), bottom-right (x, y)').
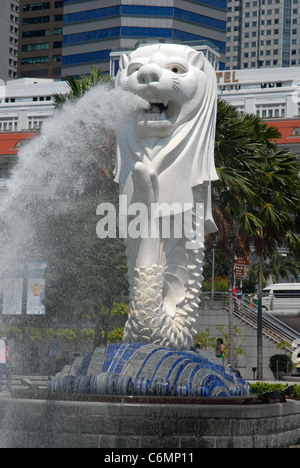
top-left (216, 71), bottom-right (239, 84)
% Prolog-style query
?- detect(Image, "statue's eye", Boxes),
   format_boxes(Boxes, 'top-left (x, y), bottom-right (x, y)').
top-left (128, 64), bottom-right (142, 76)
top-left (166, 63), bottom-right (188, 74)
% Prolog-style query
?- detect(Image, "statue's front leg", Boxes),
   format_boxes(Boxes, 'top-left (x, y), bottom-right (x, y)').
top-left (123, 162), bottom-right (165, 345)
top-left (123, 161), bottom-right (204, 350)
top-left (131, 162), bottom-right (160, 268)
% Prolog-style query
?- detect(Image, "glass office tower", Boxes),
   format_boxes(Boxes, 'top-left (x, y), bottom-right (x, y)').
top-left (62, 0), bottom-right (227, 77)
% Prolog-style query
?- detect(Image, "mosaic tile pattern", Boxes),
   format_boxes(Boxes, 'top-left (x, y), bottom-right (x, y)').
top-left (48, 343), bottom-right (251, 397)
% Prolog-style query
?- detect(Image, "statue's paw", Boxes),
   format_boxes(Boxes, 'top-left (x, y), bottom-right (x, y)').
top-left (132, 162), bottom-right (158, 207)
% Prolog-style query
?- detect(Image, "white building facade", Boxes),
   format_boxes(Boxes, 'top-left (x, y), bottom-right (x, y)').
top-left (0, 66), bottom-right (299, 133)
top-left (217, 66), bottom-right (300, 119)
top-left (0, 77), bottom-right (69, 132)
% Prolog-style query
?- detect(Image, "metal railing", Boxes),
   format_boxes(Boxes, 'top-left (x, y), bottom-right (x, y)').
top-left (200, 292), bottom-right (300, 350)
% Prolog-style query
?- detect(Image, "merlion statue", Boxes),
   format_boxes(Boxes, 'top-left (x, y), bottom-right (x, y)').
top-left (115, 43), bottom-right (218, 350)
top-left (48, 44), bottom-right (250, 401)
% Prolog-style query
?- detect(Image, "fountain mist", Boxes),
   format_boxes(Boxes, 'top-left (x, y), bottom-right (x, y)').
top-left (0, 85), bottom-right (145, 279)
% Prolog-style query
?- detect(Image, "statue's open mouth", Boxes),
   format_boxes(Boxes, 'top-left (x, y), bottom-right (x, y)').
top-left (142, 99), bottom-right (169, 122)
top-left (146, 99), bottom-right (168, 115)
top-left (136, 98), bottom-right (175, 137)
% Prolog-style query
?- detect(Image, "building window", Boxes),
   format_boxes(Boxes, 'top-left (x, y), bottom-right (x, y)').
top-left (21, 56), bottom-right (49, 64)
top-left (0, 119), bottom-right (17, 132)
top-left (22, 16), bottom-right (50, 25)
top-left (23, 2), bottom-right (50, 12)
top-left (22, 43), bottom-right (49, 51)
top-left (22, 29), bottom-right (49, 38)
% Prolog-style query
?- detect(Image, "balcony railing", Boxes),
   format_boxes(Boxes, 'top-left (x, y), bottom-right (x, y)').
top-left (200, 291), bottom-right (300, 351)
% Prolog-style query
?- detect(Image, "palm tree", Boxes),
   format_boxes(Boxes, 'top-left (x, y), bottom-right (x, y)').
top-left (213, 99), bottom-right (300, 375)
top-left (270, 252), bottom-right (299, 283)
top-left (53, 66), bottom-right (113, 108)
top-left (252, 251), bottom-right (299, 285)
top-left (213, 99), bottom-right (281, 366)
top-left (239, 148), bottom-right (300, 379)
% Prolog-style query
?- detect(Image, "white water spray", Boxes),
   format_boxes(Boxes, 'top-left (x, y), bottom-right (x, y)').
top-left (0, 85), bottom-right (147, 278)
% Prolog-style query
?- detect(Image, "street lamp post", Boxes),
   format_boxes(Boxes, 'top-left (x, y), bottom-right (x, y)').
top-left (211, 248), bottom-right (215, 308)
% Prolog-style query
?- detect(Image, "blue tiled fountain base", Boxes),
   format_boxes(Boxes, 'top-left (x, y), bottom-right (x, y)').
top-left (48, 342), bottom-right (251, 397)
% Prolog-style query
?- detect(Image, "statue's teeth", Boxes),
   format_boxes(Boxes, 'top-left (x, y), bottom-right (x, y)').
top-left (144, 113), bottom-right (166, 121)
top-left (148, 99), bottom-right (168, 107)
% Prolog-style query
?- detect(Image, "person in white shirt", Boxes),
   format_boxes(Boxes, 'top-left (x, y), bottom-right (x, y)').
top-left (0, 338), bottom-right (14, 392)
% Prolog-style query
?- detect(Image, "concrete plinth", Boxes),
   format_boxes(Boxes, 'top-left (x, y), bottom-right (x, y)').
top-left (0, 394), bottom-right (299, 448)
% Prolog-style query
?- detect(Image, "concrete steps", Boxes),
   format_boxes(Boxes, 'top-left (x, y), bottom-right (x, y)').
top-left (290, 429), bottom-right (300, 448)
top-left (0, 375), bottom-right (49, 392)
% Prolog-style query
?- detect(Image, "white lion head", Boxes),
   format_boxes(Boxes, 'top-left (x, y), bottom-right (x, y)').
top-left (116, 43), bottom-right (214, 138)
top-left (115, 43), bottom-right (218, 233)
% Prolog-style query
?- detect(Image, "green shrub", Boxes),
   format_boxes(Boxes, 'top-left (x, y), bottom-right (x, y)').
top-left (107, 327), bottom-right (124, 343)
top-left (269, 354), bottom-right (293, 373)
top-left (250, 382), bottom-right (300, 399)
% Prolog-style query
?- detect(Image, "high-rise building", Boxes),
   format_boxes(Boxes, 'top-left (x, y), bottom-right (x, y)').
top-left (62, 0), bottom-right (227, 77)
top-left (17, 0), bottom-right (64, 78)
top-left (226, 0), bottom-right (300, 70)
top-left (0, 0), bottom-right (19, 81)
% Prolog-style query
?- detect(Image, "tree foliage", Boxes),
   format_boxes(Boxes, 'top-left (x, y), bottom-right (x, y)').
top-left (53, 66), bottom-right (113, 108)
top-left (41, 67), bottom-right (127, 346)
top-left (210, 98), bottom-right (300, 376)
top-left (213, 98), bottom-right (300, 262)
top-left (39, 195), bottom-right (129, 344)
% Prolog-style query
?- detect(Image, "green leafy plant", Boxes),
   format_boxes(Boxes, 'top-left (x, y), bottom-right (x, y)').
top-left (107, 327), bottom-right (124, 343)
top-left (194, 325), bottom-right (245, 363)
top-left (202, 276), bottom-right (228, 292)
top-left (250, 382), bottom-right (300, 399)
top-left (269, 354), bottom-right (293, 373)
top-left (194, 328), bottom-right (216, 351)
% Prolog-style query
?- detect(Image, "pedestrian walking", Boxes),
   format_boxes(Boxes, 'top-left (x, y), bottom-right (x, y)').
top-left (0, 338), bottom-right (14, 392)
top-left (295, 353), bottom-right (300, 375)
top-left (216, 338), bottom-right (225, 362)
